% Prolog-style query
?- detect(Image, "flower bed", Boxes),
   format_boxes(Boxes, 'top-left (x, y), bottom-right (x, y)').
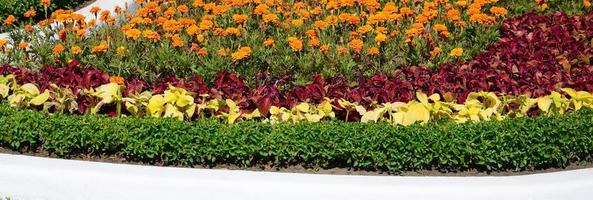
top-left (0, 0), bottom-right (593, 173)
top-left (0, 0), bottom-right (93, 32)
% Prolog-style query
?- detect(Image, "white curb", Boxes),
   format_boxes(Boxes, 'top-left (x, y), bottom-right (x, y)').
top-left (0, 153), bottom-right (592, 200)
top-left (0, 0), bottom-right (138, 40)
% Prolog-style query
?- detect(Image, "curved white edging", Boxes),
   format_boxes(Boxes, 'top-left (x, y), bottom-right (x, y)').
top-left (0, 0), bottom-right (138, 40)
top-left (1, 154), bottom-right (592, 200)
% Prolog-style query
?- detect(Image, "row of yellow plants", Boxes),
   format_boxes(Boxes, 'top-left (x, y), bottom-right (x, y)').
top-left (2, 74), bottom-right (593, 126)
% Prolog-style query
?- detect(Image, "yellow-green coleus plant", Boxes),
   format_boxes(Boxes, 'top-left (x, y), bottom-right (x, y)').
top-left (42, 84), bottom-right (79, 114)
top-left (123, 91), bottom-right (152, 116)
top-left (7, 83), bottom-right (50, 108)
top-left (0, 74), bottom-right (17, 99)
top-left (88, 83), bottom-right (124, 115)
top-left (452, 92), bottom-right (503, 123)
top-left (222, 99), bottom-right (262, 124)
top-left (147, 86), bottom-right (196, 120)
top-left (268, 98), bottom-right (335, 124)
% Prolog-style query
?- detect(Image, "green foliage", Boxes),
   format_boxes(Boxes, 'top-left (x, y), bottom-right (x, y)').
top-left (1, 103), bottom-right (593, 173)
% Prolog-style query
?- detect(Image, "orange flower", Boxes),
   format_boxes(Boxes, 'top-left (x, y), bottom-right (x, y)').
top-left (367, 47), bottom-right (380, 55)
top-left (41, 0), bottom-right (51, 8)
top-left (171, 35), bottom-right (185, 47)
top-left (224, 27), bottom-right (241, 36)
top-left (110, 76), bottom-right (125, 85)
top-left (357, 25), bottom-right (373, 34)
top-left (320, 45), bottom-right (330, 53)
top-left (263, 14), bottom-right (279, 24)
top-left (217, 48), bottom-right (229, 56)
top-left (490, 6), bottom-right (508, 17)
top-left (71, 46), bottom-right (82, 55)
top-left (163, 19), bottom-right (181, 32)
top-left (90, 6), bottom-right (101, 15)
top-left (91, 41), bottom-right (108, 54)
top-left (53, 44), bottom-right (65, 54)
top-left (313, 20), bottom-right (326, 30)
top-left (450, 48), bottom-right (463, 57)
top-left (3, 15), bottom-right (16, 25)
top-left (18, 42), bottom-right (30, 49)
top-left (24, 25), bottom-right (34, 33)
top-left (177, 5), bottom-right (189, 13)
top-left (24, 7), bottom-right (37, 18)
top-left (186, 25), bottom-right (200, 36)
top-left (143, 30), bottom-right (161, 41)
top-left (232, 14), bottom-right (248, 24)
top-left (446, 9), bottom-right (461, 21)
top-left (253, 4), bottom-right (269, 15)
top-left (430, 47), bottom-right (442, 58)
top-left (585, 0), bottom-right (591, 8)
top-left (287, 37), bottom-right (303, 51)
top-left (264, 38), bottom-right (275, 47)
top-left (349, 39), bottom-right (364, 53)
top-left (291, 19), bottom-right (304, 27)
top-left (125, 28), bottom-right (142, 40)
top-left (231, 47), bottom-right (252, 61)
top-left (470, 13), bottom-right (495, 24)
top-left (308, 37), bottom-right (320, 47)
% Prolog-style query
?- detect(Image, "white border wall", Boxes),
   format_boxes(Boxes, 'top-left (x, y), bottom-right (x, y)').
top-left (1, 153), bottom-right (592, 200)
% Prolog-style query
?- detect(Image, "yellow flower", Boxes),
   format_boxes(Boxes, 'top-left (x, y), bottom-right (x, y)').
top-left (450, 48), bottom-right (463, 57)
top-left (52, 44), bottom-right (65, 54)
top-left (71, 46), bottom-right (82, 55)
top-left (291, 19), bottom-right (304, 27)
top-left (585, 0), bottom-right (592, 8)
top-left (116, 46), bottom-right (127, 56)
top-left (287, 37), bottom-right (303, 51)
top-left (430, 47), bottom-right (442, 58)
top-left (231, 47), bottom-right (252, 61)
top-left (0, 39), bottom-right (7, 49)
top-left (374, 33), bottom-right (387, 44)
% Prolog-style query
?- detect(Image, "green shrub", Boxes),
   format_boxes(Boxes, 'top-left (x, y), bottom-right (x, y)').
top-left (1, 103), bottom-right (593, 173)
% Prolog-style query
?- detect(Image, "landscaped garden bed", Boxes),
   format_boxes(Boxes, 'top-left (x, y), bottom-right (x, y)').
top-left (0, 0), bottom-right (592, 174)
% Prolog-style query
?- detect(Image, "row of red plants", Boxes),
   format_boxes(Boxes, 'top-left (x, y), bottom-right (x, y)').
top-left (1, 11), bottom-right (593, 121)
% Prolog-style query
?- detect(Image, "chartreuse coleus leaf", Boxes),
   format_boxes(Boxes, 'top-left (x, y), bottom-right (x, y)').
top-left (147, 86), bottom-right (196, 120)
top-left (7, 83), bottom-right (50, 108)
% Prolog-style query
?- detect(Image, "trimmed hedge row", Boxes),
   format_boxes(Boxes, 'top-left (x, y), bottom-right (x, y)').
top-left (1, 103), bottom-right (593, 173)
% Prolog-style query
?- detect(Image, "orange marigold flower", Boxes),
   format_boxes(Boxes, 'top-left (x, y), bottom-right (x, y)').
top-left (450, 48), bottom-right (463, 57)
top-left (143, 30), bottom-right (161, 41)
top-left (163, 19), bottom-right (182, 32)
top-left (198, 19), bottom-right (213, 30)
top-left (455, 1), bottom-right (467, 7)
top-left (338, 46), bottom-right (349, 54)
top-left (434, 24), bottom-right (448, 32)
top-left (53, 44), bottom-right (65, 54)
top-left (231, 47), bottom-right (252, 61)
top-left (125, 28), bottom-right (142, 40)
top-left (24, 7), bottom-right (37, 18)
top-left (325, 15), bottom-right (338, 26)
top-left (490, 6), bottom-right (508, 17)
top-left (90, 6), bottom-right (101, 15)
top-left (110, 76), bottom-right (125, 85)
top-left (349, 39), bottom-right (364, 53)
top-left (585, 0), bottom-right (591, 8)
top-left (91, 41), bottom-right (108, 54)
top-left (171, 35), bottom-right (185, 47)
top-left (41, 0), bottom-right (51, 8)
top-left (264, 38), bottom-right (275, 47)
top-left (287, 37), bottom-right (303, 51)
top-left (367, 47), bottom-right (380, 55)
top-left (197, 47), bottom-right (208, 56)
top-left (217, 48), bottom-right (229, 56)
top-left (313, 20), bottom-right (326, 30)
top-left (186, 25), bottom-right (200, 36)
top-left (192, 0), bottom-right (204, 8)
top-left (254, 4), bottom-right (269, 15)
top-left (232, 14), bottom-right (249, 24)
top-left (3, 15), bottom-right (16, 25)
top-left (308, 37), bottom-right (320, 47)
top-left (71, 46), bottom-right (82, 55)
top-left (24, 25), bottom-right (33, 33)
top-left (446, 9), bottom-right (461, 21)
top-left (357, 25), bottom-right (373, 34)
top-left (177, 5), bottom-right (189, 13)
top-left (399, 7), bottom-right (414, 16)
top-left (430, 47), bottom-right (442, 58)
top-left (224, 27), bottom-right (241, 36)
top-left (320, 44), bottom-right (330, 53)
top-left (470, 13), bottom-right (495, 24)
top-left (263, 14), bottom-right (279, 24)
top-left (291, 19), bottom-right (304, 27)
top-left (18, 42), bottom-right (30, 49)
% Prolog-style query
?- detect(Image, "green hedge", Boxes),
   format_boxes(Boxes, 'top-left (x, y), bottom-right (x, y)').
top-left (1, 103), bottom-right (593, 173)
